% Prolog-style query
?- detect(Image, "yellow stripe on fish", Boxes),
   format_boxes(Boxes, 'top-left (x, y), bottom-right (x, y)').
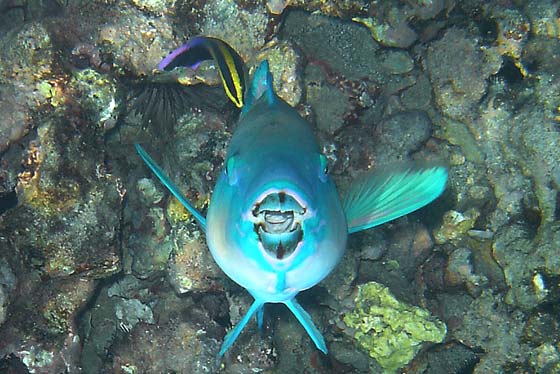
top-left (158, 36), bottom-right (247, 108)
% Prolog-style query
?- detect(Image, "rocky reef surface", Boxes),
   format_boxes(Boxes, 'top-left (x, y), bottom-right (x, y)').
top-left (0, 0), bottom-right (559, 373)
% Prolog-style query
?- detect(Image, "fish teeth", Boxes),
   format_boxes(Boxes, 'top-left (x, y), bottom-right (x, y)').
top-left (254, 192), bottom-right (306, 216)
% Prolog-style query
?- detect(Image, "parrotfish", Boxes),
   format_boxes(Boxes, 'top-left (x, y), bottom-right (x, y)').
top-left (136, 37), bottom-right (448, 358)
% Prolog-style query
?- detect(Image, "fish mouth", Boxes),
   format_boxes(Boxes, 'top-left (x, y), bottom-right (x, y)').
top-left (251, 191), bottom-right (306, 260)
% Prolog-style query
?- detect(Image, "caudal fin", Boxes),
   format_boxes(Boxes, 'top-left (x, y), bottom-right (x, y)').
top-left (284, 298), bottom-right (327, 354)
top-left (242, 60), bottom-right (276, 115)
top-left (218, 299), bottom-right (264, 358)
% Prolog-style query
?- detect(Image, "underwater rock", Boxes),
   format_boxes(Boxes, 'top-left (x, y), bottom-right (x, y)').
top-left (407, 0), bottom-right (451, 21)
top-left (438, 117), bottom-right (484, 165)
top-left (80, 279), bottom-right (178, 373)
top-left (321, 248), bottom-right (359, 304)
top-left (443, 155), bottom-right (493, 214)
top-left (523, 312), bottom-right (560, 360)
top-left (41, 279), bottom-right (95, 335)
top-left (128, 204), bottom-right (172, 278)
top-left (0, 257), bottom-right (15, 328)
top-left (492, 6), bottom-right (530, 77)
top-left (199, 0), bottom-right (269, 65)
top-left (454, 290), bottom-right (530, 372)
top-left (0, 84), bottom-right (30, 154)
top-left (400, 73), bottom-right (432, 111)
top-left (0, 22), bottom-right (53, 153)
top-left (350, 0), bottom-right (453, 48)
top-left (131, 0), bottom-right (176, 15)
top-left (167, 229), bottom-right (222, 294)
top-left (425, 27), bottom-right (501, 121)
top-left (342, 281), bottom-right (446, 373)
top-left (329, 341), bottom-right (371, 372)
top-left (433, 208), bottom-right (480, 245)
top-left (374, 110), bottom-right (433, 163)
top-left (111, 316), bottom-right (220, 373)
top-left (421, 341), bottom-right (480, 374)
top-left (353, 12), bottom-right (417, 49)
top-left (471, 64), bottom-right (560, 311)
top-left (304, 64), bottom-right (350, 135)
top-left (0, 271), bottom-right (92, 373)
top-left (257, 40), bottom-right (302, 107)
top-left (108, 275), bottom-right (146, 299)
top-left (0, 1), bottom-right (25, 34)
top-left (383, 222), bottom-right (435, 283)
top-left (80, 276), bottom-right (194, 373)
top-left (97, 3), bottom-right (176, 76)
top-left (114, 298), bottom-right (155, 331)
top-left (379, 50), bottom-right (414, 75)
top-left (444, 247), bottom-right (488, 297)
top-left (492, 224), bottom-right (560, 311)
top-left (525, 0), bottom-right (560, 39)
top-left (4, 116), bottom-right (122, 279)
top-left (137, 177), bottom-right (165, 205)
top-left (356, 229), bottom-right (388, 261)
top-left (280, 10), bottom-right (382, 81)
top-left (272, 0), bottom-right (367, 19)
top-left (528, 343), bottom-right (560, 373)
top-left (69, 68), bottom-right (119, 131)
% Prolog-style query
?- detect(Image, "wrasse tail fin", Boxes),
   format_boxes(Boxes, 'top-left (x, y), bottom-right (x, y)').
top-left (284, 298), bottom-right (327, 354)
top-left (219, 299), bottom-right (264, 358)
top-left (158, 36), bottom-right (247, 108)
top-left (135, 144), bottom-right (207, 231)
top-left (343, 162), bottom-right (448, 234)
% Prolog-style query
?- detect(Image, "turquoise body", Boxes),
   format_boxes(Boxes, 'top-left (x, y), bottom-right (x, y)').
top-left (207, 63), bottom-right (346, 354)
top-left (136, 55), bottom-right (448, 359)
top-left (207, 84), bottom-right (347, 301)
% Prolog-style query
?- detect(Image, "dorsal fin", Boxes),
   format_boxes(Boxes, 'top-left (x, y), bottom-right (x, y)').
top-left (242, 60), bottom-right (275, 115)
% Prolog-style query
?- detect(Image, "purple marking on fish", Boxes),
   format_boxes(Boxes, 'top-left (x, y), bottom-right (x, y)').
top-left (158, 36), bottom-right (206, 71)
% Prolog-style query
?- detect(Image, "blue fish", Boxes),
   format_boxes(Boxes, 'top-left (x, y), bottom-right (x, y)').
top-left (136, 37), bottom-right (448, 358)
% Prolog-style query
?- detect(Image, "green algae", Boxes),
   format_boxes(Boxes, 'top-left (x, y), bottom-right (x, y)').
top-left (343, 282), bottom-right (446, 373)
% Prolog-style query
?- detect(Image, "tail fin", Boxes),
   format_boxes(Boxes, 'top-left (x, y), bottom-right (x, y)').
top-left (242, 60), bottom-right (276, 115)
top-left (284, 298), bottom-right (327, 354)
top-left (218, 299), bottom-right (264, 358)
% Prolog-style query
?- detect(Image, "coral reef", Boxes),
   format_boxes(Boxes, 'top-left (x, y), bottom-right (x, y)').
top-left (0, 0), bottom-right (559, 373)
top-left (257, 40), bottom-right (302, 106)
top-left (425, 27), bottom-right (501, 121)
top-left (0, 22), bottom-right (53, 153)
top-left (342, 281), bottom-right (446, 373)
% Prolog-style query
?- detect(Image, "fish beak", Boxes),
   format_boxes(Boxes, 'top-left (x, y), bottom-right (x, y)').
top-left (250, 191), bottom-right (307, 260)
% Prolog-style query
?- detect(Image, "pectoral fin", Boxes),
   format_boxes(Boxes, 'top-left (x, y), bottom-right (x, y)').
top-left (343, 163), bottom-right (447, 234)
top-left (135, 144), bottom-right (207, 231)
top-left (284, 298), bottom-right (327, 354)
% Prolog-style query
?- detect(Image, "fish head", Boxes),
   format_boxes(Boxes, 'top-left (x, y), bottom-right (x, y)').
top-left (207, 132), bottom-right (347, 302)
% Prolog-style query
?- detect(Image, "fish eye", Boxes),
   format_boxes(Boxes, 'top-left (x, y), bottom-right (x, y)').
top-left (319, 154), bottom-right (329, 182)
